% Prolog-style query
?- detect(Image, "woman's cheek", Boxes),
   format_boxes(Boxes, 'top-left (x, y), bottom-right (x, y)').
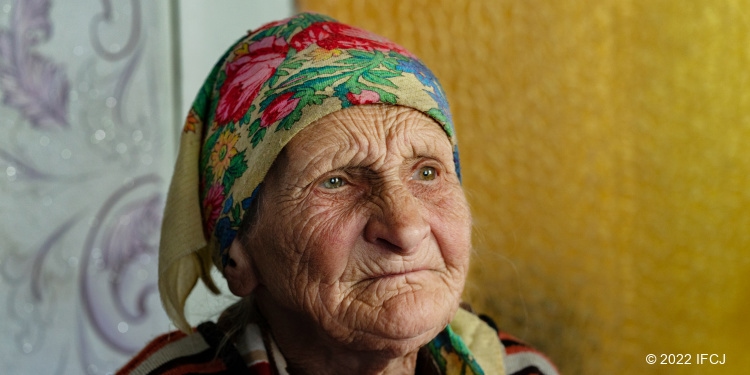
top-left (294, 195), bottom-right (363, 280)
top-left (425, 186), bottom-right (472, 269)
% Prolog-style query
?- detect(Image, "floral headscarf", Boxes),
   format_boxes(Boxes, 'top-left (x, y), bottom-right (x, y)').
top-left (159, 12), bottom-right (460, 333)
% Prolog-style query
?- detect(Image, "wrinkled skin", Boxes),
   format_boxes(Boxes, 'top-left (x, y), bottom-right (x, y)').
top-left (226, 105), bottom-right (472, 375)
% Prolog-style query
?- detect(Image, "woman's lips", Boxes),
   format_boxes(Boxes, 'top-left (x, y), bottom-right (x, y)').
top-left (367, 268), bottom-right (430, 280)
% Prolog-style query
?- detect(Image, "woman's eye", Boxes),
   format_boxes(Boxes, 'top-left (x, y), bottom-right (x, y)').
top-left (321, 176), bottom-right (346, 189)
top-left (415, 166), bottom-right (437, 181)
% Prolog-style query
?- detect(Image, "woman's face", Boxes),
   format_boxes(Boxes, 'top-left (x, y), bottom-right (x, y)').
top-left (245, 105), bottom-right (472, 354)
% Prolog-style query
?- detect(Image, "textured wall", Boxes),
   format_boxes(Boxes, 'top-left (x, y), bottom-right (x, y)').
top-left (297, 1), bottom-right (750, 374)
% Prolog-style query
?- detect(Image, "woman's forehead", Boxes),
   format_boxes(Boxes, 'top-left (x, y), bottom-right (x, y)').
top-left (288, 106), bottom-right (450, 156)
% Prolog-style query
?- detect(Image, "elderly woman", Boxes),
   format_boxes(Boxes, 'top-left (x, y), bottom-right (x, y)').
top-left (120, 13), bottom-right (557, 375)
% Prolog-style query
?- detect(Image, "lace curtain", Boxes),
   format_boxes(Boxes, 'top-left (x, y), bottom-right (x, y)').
top-left (0, 0), bottom-right (291, 373)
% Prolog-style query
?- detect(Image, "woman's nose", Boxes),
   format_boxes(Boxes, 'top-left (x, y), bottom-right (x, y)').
top-left (364, 184), bottom-right (430, 254)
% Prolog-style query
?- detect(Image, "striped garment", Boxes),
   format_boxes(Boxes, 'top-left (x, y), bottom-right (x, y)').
top-left (118, 317), bottom-right (557, 375)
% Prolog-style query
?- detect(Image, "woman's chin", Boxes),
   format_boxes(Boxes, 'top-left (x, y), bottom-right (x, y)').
top-left (333, 284), bottom-right (459, 354)
top-left (381, 288), bottom-right (457, 336)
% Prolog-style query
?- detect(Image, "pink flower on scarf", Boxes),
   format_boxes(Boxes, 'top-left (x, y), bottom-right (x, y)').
top-left (215, 36), bottom-right (289, 125)
top-left (346, 90), bottom-right (380, 105)
top-left (202, 183), bottom-right (225, 236)
top-left (290, 22), bottom-right (414, 57)
top-left (260, 92), bottom-right (300, 127)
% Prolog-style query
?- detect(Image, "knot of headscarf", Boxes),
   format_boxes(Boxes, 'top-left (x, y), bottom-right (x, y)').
top-left (158, 12), bottom-right (459, 333)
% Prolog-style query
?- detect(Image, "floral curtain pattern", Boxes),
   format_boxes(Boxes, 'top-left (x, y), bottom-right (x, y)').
top-left (0, 0), bottom-right (174, 373)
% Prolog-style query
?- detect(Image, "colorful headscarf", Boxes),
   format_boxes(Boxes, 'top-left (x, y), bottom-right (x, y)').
top-left (158, 12), bottom-right (459, 333)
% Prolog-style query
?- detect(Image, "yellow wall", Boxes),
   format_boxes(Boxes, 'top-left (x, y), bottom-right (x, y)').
top-left (297, 1), bottom-right (750, 373)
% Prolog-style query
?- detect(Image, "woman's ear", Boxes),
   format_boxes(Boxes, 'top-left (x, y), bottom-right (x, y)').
top-left (224, 237), bottom-right (259, 297)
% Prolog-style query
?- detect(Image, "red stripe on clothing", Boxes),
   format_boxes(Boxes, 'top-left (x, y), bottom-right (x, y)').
top-left (498, 330), bottom-right (557, 368)
top-left (248, 361), bottom-right (273, 375)
top-left (505, 344), bottom-right (540, 355)
top-left (116, 331), bottom-right (188, 374)
top-left (161, 359), bottom-right (227, 375)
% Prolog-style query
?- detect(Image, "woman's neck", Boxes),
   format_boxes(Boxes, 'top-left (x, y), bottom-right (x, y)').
top-left (255, 297), bottom-right (421, 375)
top-left (282, 348), bottom-right (418, 375)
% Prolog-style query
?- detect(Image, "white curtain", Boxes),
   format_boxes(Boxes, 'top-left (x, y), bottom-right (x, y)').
top-left (0, 0), bottom-right (291, 373)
